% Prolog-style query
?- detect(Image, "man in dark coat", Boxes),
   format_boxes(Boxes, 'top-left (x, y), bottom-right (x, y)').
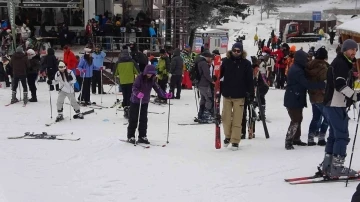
top-left (169, 48), bottom-right (184, 99)
top-left (283, 50), bottom-right (325, 150)
top-left (10, 46), bottom-right (30, 104)
top-left (352, 183), bottom-right (360, 202)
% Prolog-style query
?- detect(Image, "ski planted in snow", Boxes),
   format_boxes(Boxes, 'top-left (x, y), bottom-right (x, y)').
top-left (256, 86), bottom-right (270, 139)
top-left (213, 54), bottom-right (222, 149)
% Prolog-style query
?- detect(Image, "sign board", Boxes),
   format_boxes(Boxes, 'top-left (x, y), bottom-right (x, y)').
top-left (312, 11), bottom-right (321, 21)
top-left (194, 37), bottom-right (203, 53)
top-left (19, 3), bottom-right (79, 8)
top-left (221, 37), bottom-right (228, 48)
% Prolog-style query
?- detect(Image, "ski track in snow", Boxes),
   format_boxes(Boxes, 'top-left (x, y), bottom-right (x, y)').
top-left (0, 1), bottom-right (359, 201)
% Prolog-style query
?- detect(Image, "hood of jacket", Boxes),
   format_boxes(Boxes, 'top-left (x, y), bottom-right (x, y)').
top-left (143, 65), bottom-right (157, 75)
top-left (118, 50), bottom-right (132, 62)
top-left (173, 48), bottom-right (181, 57)
top-left (294, 50), bottom-right (308, 68)
top-left (47, 48), bottom-right (55, 56)
top-left (226, 50), bottom-right (248, 60)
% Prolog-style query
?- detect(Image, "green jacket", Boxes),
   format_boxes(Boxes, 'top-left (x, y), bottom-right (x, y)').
top-left (114, 56), bottom-right (139, 85)
top-left (156, 56), bottom-right (170, 80)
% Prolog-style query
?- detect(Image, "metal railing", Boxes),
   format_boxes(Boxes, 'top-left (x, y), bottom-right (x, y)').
top-left (93, 36), bottom-right (165, 52)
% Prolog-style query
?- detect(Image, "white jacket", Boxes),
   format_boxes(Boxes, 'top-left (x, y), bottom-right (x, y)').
top-left (21, 26), bottom-right (31, 39)
top-left (53, 70), bottom-right (76, 94)
top-left (259, 56), bottom-right (275, 73)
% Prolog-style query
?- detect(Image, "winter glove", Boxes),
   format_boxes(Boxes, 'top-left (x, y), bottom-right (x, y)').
top-left (47, 80), bottom-right (52, 85)
top-left (81, 69), bottom-right (86, 73)
top-left (165, 92), bottom-right (173, 99)
top-left (67, 75), bottom-right (73, 82)
top-left (99, 66), bottom-right (104, 71)
top-left (137, 92), bottom-right (144, 99)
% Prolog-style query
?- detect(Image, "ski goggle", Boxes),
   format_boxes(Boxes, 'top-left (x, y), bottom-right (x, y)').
top-left (58, 66), bottom-right (66, 70)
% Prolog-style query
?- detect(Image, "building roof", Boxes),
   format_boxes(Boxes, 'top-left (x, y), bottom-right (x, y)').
top-left (277, 12), bottom-right (337, 21)
top-left (337, 17), bottom-right (360, 36)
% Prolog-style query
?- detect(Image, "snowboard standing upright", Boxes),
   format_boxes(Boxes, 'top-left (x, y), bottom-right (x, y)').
top-left (213, 55), bottom-right (222, 149)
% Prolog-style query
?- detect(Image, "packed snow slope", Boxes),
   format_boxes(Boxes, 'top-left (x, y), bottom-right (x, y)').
top-left (1, 0), bottom-right (360, 201)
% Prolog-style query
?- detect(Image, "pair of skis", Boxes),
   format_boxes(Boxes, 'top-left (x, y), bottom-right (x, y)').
top-left (5, 101), bottom-right (26, 107)
top-left (285, 168), bottom-right (360, 185)
top-left (45, 109), bottom-right (94, 126)
top-left (8, 132), bottom-right (80, 141)
top-left (119, 139), bottom-right (166, 148)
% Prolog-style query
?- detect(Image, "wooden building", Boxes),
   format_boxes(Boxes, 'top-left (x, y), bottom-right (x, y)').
top-left (277, 12), bottom-right (337, 33)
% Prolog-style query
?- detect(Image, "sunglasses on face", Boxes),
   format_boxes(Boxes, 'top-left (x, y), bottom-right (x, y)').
top-left (232, 49), bottom-right (241, 53)
top-left (58, 66), bottom-right (66, 70)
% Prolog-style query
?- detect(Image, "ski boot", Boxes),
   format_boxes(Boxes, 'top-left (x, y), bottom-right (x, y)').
top-left (329, 155), bottom-right (358, 178)
top-left (223, 138), bottom-right (230, 147)
top-left (241, 134), bottom-right (246, 139)
top-left (73, 110), bottom-right (84, 119)
top-left (11, 91), bottom-right (19, 104)
top-left (55, 114), bottom-right (64, 122)
top-left (307, 132), bottom-right (316, 146)
top-left (127, 137), bottom-right (135, 144)
top-left (231, 143), bottom-right (239, 151)
top-left (137, 137), bottom-right (150, 144)
top-left (293, 139), bottom-right (307, 146)
top-left (321, 153), bottom-right (333, 176)
top-left (317, 133), bottom-right (326, 146)
top-left (285, 140), bottom-right (294, 150)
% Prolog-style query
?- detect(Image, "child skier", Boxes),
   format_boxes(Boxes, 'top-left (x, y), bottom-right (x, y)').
top-left (127, 65), bottom-right (172, 144)
top-left (47, 61), bottom-right (84, 122)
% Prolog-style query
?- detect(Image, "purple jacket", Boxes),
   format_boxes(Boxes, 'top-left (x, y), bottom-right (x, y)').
top-left (131, 65), bottom-right (166, 104)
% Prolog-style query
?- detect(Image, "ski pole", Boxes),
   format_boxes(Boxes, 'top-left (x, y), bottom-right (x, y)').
top-left (353, 104), bottom-right (356, 120)
top-left (193, 86), bottom-right (199, 113)
top-left (69, 99), bottom-right (72, 121)
top-left (115, 82), bottom-right (118, 115)
top-left (135, 98), bottom-right (143, 146)
top-left (49, 86), bottom-right (52, 119)
top-left (166, 96), bottom-right (171, 144)
top-left (78, 70), bottom-right (85, 103)
top-left (346, 102), bottom-right (360, 187)
top-left (100, 67), bottom-right (103, 105)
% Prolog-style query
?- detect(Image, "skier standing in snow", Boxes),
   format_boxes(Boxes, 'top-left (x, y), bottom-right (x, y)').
top-left (305, 46), bottom-right (329, 146)
top-left (114, 46), bottom-right (139, 118)
top-left (284, 49), bottom-right (325, 150)
top-left (26, 49), bottom-right (40, 102)
top-left (320, 39), bottom-right (359, 177)
top-left (42, 48), bottom-right (59, 91)
top-left (127, 65), bottom-right (172, 144)
top-left (155, 49), bottom-right (170, 104)
top-left (220, 42), bottom-right (254, 150)
top-left (196, 51), bottom-right (215, 123)
top-left (47, 61), bottom-right (83, 121)
top-left (91, 45), bottom-right (106, 94)
top-left (78, 49), bottom-right (95, 105)
top-left (169, 48), bottom-right (184, 99)
top-left (10, 46), bottom-right (30, 104)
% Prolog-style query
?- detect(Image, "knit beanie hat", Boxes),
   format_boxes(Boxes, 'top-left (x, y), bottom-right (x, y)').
top-left (315, 46), bottom-right (328, 60)
top-left (341, 39), bottom-right (358, 52)
top-left (16, 46), bottom-right (23, 53)
top-left (232, 42), bottom-right (243, 51)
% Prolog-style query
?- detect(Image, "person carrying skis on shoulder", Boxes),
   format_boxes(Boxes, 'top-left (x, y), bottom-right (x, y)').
top-left (320, 39), bottom-right (359, 178)
top-left (220, 42), bottom-right (254, 150)
top-left (305, 46), bottom-right (329, 146)
top-left (196, 51), bottom-right (215, 123)
top-left (127, 65), bottom-right (172, 144)
top-left (47, 61), bottom-right (83, 122)
top-left (155, 49), bottom-right (170, 104)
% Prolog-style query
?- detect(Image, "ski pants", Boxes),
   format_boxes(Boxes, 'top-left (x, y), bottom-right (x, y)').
top-left (285, 108), bottom-right (303, 143)
top-left (158, 77), bottom-right (168, 100)
top-left (79, 77), bottom-right (91, 102)
top-left (120, 83), bottom-right (133, 107)
top-left (57, 91), bottom-right (80, 113)
top-left (127, 102), bottom-right (149, 139)
top-left (222, 97), bottom-right (245, 144)
top-left (169, 75), bottom-right (182, 98)
top-left (198, 86), bottom-right (212, 111)
top-left (91, 70), bottom-right (103, 94)
top-left (308, 103), bottom-right (328, 142)
top-left (323, 106), bottom-right (349, 157)
top-left (27, 73), bottom-right (37, 97)
top-left (275, 68), bottom-right (286, 89)
top-left (12, 75), bottom-right (28, 92)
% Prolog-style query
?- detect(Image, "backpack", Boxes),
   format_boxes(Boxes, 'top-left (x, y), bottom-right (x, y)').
top-left (189, 60), bottom-right (201, 83)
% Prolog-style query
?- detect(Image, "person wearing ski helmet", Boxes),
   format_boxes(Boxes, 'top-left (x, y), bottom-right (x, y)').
top-left (321, 39), bottom-right (359, 178)
top-left (47, 61), bottom-right (83, 122)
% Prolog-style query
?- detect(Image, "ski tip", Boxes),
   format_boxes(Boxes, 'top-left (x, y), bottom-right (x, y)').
top-left (162, 145), bottom-right (166, 147)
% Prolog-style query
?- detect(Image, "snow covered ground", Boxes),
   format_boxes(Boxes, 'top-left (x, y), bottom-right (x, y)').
top-left (1, 0), bottom-right (360, 201)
